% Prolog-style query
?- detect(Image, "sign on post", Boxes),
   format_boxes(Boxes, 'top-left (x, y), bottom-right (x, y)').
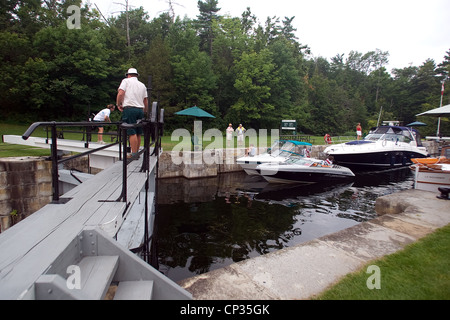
top-left (281, 120), bottom-right (297, 135)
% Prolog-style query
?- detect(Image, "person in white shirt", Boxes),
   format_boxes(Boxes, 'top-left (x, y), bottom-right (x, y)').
top-left (116, 68), bottom-right (148, 158)
top-left (93, 104), bottom-right (115, 144)
top-left (226, 123), bottom-right (234, 147)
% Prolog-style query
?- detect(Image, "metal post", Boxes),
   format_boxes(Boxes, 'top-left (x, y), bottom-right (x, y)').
top-left (50, 124), bottom-right (60, 203)
top-left (117, 125), bottom-right (128, 204)
top-left (437, 77), bottom-right (447, 137)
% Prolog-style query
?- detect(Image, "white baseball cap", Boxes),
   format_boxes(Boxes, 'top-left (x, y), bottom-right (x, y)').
top-left (125, 68), bottom-right (139, 76)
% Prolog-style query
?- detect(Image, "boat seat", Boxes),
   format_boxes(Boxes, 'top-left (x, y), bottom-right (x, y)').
top-left (437, 187), bottom-right (450, 200)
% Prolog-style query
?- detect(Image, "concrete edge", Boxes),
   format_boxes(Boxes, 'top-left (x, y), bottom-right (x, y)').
top-left (178, 189), bottom-right (450, 300)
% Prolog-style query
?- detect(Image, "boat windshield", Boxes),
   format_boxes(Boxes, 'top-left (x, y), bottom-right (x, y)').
top-left (365, 126), bottom-right (414, 143)
top-left (284, 156), bottom-right (316, 166)
top-left (269, 141), bottom-right (302, 157)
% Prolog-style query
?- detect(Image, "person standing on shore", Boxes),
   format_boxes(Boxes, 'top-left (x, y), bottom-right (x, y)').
top-left (356, 123), bottom-right (362, 140)
top-left (116, 68), bottom-right (148, 158)
top-left (236, 124), bottom-right (246, 147)
top-left (226, 123), bottom-right (234, 147)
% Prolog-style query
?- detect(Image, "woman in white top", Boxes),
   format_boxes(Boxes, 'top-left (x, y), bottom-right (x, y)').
top-left (226, 123), bottom-right (234, 147)
top-left (93, 104), bottom-right (115, 143)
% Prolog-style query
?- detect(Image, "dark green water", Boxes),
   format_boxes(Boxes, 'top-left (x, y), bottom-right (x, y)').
top-left (154, 168), bottom-right (413, 282)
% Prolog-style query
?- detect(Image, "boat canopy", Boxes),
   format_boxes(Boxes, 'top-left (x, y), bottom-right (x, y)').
top-left (364, 126), bottom-right (418, 143)
top-left (286, 140), bottom-right (312, 146)
top-left (268, 140), bottom-right (312, 157)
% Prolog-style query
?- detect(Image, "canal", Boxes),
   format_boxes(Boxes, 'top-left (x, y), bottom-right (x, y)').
top-left (154, 167), bottom-right (413, 283)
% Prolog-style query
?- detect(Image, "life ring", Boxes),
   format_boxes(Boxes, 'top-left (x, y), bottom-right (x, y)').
top-left (324, 134), bottom-right (332, 144)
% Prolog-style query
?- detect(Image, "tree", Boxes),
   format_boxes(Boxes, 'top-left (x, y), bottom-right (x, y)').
top-left (168, 19), bottom-right (218, 128)
top-left (110, 7), bottom-right (153, 62)
top-left (196, 0), bottom-right (221, 55)
top-left (139, 35), bottom-right (175, 113)
top-left (32, 24), bottom-right (112, 119)
top-left (210, 16), bottom-right (247, 119)
top-left (231, 49), bottom-right (279, 128)
top-left (268, 37), bottom-right (308, 123)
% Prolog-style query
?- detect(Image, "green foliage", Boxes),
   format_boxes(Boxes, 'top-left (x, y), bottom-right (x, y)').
top-left (231, 49), bottom-right (278, 128)
top-left (0, 1), bottom-right (449, 136)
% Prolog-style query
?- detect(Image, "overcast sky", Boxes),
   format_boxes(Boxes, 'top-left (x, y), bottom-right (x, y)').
top-left (88, 0), bottom-right (450, 71)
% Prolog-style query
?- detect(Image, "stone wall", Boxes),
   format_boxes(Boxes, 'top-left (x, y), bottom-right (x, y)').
top-left (0, 157), bottom-right (53, 232)
top-left (158, 149), bottom-right (244, 179)
top-left (0, 155), bottom-right (93, 233)
top-left (157, 146), bottom-right (329, 179)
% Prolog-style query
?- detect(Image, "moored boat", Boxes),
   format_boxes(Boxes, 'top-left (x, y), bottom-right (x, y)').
top-left (411, 146), bottom-right (450, 193)
top-left (237, 140), bottom-right (312, 175)
top-left (324, 126), bottom-right (428, 171)
top-left (256, 156), bottom-right (355, 184)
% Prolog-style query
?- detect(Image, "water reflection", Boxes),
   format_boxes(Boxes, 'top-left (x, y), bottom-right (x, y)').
top-left (155, 168), bottom-right (413, 282)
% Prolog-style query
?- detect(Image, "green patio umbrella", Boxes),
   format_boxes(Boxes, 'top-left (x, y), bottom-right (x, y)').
top-left (175, 106), bottom-right (215, 118)
top-left (175, 106), bottom-right (215, 151)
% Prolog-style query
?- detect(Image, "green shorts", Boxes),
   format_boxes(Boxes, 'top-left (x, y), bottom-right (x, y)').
top-left (122, 107), bottom-right (144, 135)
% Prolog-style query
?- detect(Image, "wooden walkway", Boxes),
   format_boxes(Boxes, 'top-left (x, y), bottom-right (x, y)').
top-left (0, 155), bottom-right (190, 299)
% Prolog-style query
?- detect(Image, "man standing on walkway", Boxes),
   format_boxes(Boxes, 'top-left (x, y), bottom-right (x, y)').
top-left (117, 68), bottom-right (148, 158)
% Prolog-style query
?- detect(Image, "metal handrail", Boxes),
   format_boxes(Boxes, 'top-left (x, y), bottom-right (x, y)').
top-left (22, 106), bottom-right (163, 204)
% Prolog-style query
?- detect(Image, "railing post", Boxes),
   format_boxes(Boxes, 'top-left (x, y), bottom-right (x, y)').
top-left (50, 124), bottom-right (60, 203)
top-left (120, 125), bottom-right (128, 203)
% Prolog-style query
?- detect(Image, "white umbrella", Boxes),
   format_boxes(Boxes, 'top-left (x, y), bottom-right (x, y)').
top-left (416, 104), bottom-right (450, 117)
top-left (417, 104), bottom-right (450, 137)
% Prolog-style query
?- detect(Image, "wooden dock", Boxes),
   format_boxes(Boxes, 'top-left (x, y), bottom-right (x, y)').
top-left (0, 155), bottom-right (191, 300)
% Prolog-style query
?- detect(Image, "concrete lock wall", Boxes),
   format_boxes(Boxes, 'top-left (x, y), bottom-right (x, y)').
top-left (0, 157), bottom-right (53, 232)
top-left (157, 146), bottom-right (329, 179)
top-left (0, 156), bottom-right (91, 233)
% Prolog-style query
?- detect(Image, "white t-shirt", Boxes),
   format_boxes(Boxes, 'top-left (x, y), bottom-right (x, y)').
top-left (93, 108), bottom-right (111, 121)
top-left (118, 77), bottom-right (147, 108)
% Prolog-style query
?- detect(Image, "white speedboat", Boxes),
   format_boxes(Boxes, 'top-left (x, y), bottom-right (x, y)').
top-left (411, 146), bottom-right (450, 193)
top-left (324, 126), bottom-right (428, 170)
top-left (256, 156), bottom-right (355, 184)
top-left (237, 140), bottom-right (312, 175)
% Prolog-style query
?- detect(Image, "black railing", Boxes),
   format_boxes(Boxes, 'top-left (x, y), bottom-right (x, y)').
top-left (280, 134), bottom-right (312, 143)
top-left (22, 103), bottom-right (164, 204)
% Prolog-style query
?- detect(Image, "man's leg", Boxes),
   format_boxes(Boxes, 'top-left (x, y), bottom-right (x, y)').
top-left (129, 134), bottom-right (139, 154)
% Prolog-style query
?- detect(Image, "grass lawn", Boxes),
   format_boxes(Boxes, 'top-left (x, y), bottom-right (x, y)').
top-left (0, 123), bottom-right (51, 157)
top-left (315, 224), bottom-right (450, 300)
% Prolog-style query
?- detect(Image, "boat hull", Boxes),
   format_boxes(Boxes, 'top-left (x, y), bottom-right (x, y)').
top-left (411, 146), bottom-right (450, 193)
top-left (237, 156), bottom-right (286, 175)
top-left (324, 126), bottom-right (429, 171)
top-left (412, 164), bottom-right (450, 193)
top-left (331, 150), bottom-right (428, 170)
top-left (258, 164), bottom-right (355, 184)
